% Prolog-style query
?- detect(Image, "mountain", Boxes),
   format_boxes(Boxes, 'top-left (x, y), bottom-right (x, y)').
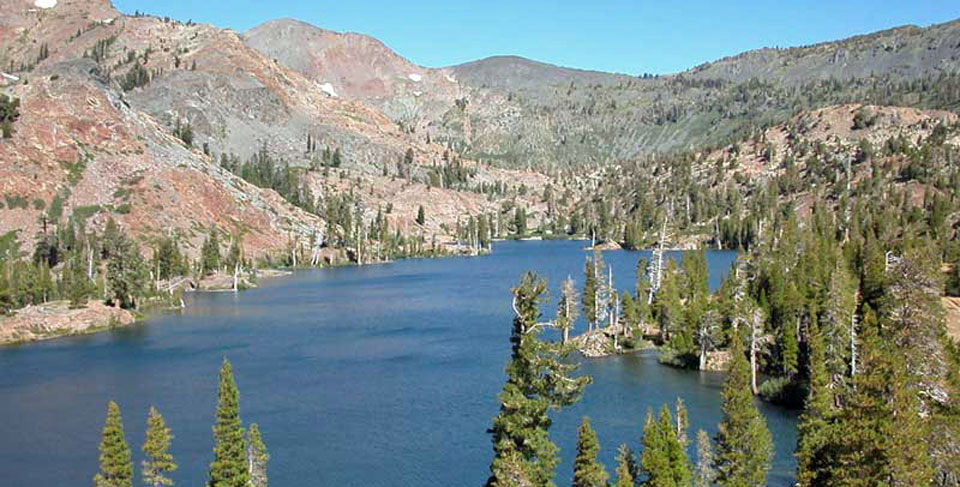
top-left (0, 0), bottom-right (324, 258)
top-left (3, 0), bottom-right (960, 258)
top-left (243, 17), bottom-right (960, 169)
top-left (686, 20), bottom-right (960, 84)
top-left (450, 55), bottom-right (632, 91)
top-left (0, 0), bottom-right (565, 259)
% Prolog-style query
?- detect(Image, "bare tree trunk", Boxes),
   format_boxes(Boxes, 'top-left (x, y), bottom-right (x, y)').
top-left (233, 262), bottom-right (240, 292)
top-left (699, 338), bottom-right (707, 371)
top-left (750, 317), bottom-right (759, 395)
top-left (850, 306), bottom-right (857, 377)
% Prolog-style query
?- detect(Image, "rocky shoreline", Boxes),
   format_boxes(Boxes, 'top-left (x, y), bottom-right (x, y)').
top-left (0, 300), bottom-right (137, 345)
top-left (0, 268), bottom-right (299, 346)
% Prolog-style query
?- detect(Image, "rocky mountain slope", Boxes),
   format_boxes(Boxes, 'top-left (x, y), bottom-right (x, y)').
top-left (0, 0), bottom-right (556, 258)
top-left (3, 0), bottom-right (960, 259)
top-left (244, 17), bottom-right (960, 169)
top-left (0, 0), bottom-right (331, 258)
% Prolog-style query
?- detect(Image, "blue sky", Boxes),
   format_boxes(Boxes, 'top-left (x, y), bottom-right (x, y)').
top-left (113, 0), bottom-right (960, 75)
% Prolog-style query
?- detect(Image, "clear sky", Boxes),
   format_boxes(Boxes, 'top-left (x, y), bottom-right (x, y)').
top-left (112, 0), bottom-right (960, 75)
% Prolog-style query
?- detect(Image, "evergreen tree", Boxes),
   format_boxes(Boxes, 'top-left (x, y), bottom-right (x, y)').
top-left (106, 229), bottom-right (147, 310)
top-left (583, 256), bottom-right (598, 329)
top-left (655, 260), bottom-right (683, 346)
top-left (712, 330), bottom-right (773, 487)
top-left (640, 405), bottom-right (691, 487)
top-left (247, 423), bottom-right (269, 487)
top-left (795, 309), bottom-right (837, 487)
top-left (613, 444), bottom-right (637, 487)
top-left (572, 417), bottom-right (608, 487)
top-left (201, 228), bottom-right (221, 275)
top-left (486, 273), bottom-right (590, 487)
top-left (94, 401), bottom-right (133, 487)
top-left (208, 359), bottom-right (248, 487)
top-left (65, 253), bottom-right (92, 308)
top-left (416, 206), bottom-right (426, 226)
top-left (694, 430), bottom-right (714, 487)
top-left (142, 407), bottom-right (176, 487)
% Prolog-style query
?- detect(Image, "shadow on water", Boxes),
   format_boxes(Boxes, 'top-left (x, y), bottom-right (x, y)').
top-left (0, 240), bottom-right (796, 487)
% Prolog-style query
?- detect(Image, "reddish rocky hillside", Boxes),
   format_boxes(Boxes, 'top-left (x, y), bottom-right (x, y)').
top-left (0, 0), bottom-right (325, 257)
top-left (0, 0), bottom-right (558, 258)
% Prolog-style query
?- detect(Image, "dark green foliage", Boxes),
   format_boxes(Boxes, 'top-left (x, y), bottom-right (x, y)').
top-left (85, 36), bottom-right (117, 63)
top-left (220, 147), bottom-right (317, 214)
top-left (582, 255), bottom-right (597, 328)
top-left (201, 228), bottom-right (221, 276)
top-left (173, 119), bottom-right (193, 147)
top-left (65, 252), bottom-right (92, 308)
top-left (105, 226), bottom-right (147, 310)
top-left (0, 94), bottom-right (19, 138)
top-left (640, 404), bottom-right (692, 487)
top-left (153, 236), bottom-right (188, 280)
top-left (486, 273), bottom-right (590, 487)
top-left (142, 407), bottom-right (176, 487)
top-left (208, 359), bottom-right (248, 487)
top-left (94, 401), bottom-right (133, 487)
top-left (572, 417), bottom-right (608, 487)
top-left (513, 207), bottom-right (527, 236)
top-left (713, 331), bottom-right (773, 487)
top-left (416, 205), bottom-right (426, 226)
top-left (852, 106), bottom-right (877, 130)
top-left (121, 61), bottom-right (151, 91)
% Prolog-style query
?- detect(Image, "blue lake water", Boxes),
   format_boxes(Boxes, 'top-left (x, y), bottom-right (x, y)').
top-left (0, 240), bottom-right (797, 486)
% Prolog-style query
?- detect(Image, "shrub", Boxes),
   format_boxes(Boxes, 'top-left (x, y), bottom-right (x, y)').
top-left (757, 376), bottom-right (806, 408)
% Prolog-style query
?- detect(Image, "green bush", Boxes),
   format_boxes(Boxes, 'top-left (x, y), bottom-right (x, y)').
top-left (757, 376), bottom-right (806, 408)
top-left (657, 347), bottom-right (698, 369)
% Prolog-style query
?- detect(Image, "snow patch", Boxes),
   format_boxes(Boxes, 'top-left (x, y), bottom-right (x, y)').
top-left (407, 73), bottom-right (422, 83)
top-left (318, 82), bottom-right (338, 98)
top-left (1, 72), bottom-right (21, 82)
top-left (34, 0), bottom-right (57, 8)
top-left (444, 74), bottom-right (457, 84)
top-left (413, 91), bottom-right (422, 97)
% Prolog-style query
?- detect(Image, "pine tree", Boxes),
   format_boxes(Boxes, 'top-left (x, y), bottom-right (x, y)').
top-left (640, 405), bottom-right (691, 487)
top-left (94, 401), bottom-right (133, 487)
top-left (795, 309), bottom-right (836, 487)
top-left (694, 430), bottom-right (714, 487)
top-left (247, 423), bottom-right (269, 487)
top-left (613, 444), bottom-right (637, 487)
top-left (486, 273), bottom-right (590, 487)
top-left (416, 206), bottom-right (426, 226)
top-left (712, 330), bottom-right (773, 487)
top-left (655, 260), bottom-right (682, 345)
top-left (572, 417), bottom-right (608, 487)
top-left (583, 257), bottom-right (597, 329)
top-left (142, 407), bottom-right (176, 487)
top-left (106, 229), bottom-right (147, 309)
top-left (208, 359), bottom-right (248, 487)
top-left (201, 228), bottom-right (221, 275)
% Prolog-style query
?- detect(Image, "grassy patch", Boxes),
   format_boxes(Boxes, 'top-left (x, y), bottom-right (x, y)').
top-left (72, 205), bottom-right (102, 221)
top-left (3, 194), bottom-right (28, 209)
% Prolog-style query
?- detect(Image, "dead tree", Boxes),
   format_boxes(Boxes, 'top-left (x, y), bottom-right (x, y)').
top-left (646, 218), bottom-right (670, 305)
top-left (557, 277), bottom-right (579, 344)
top-left (697, 310), bottom-right (722, 371)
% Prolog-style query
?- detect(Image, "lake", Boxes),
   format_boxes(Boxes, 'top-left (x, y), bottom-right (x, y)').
top-left (0, 240), bottom-right (797, 486)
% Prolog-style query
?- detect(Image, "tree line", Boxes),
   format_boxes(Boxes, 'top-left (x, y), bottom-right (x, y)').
top-left (486, 272), bottom-right (775, 487)
top-left (92, 359), bottom-right (268, 487)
